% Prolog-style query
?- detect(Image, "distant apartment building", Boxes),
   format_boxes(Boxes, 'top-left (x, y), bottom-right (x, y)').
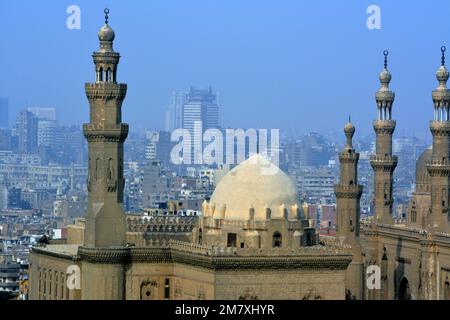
top-left (0, 98), bottom-right (8, 128)
top-left (0, 163), bottom-right (87, 190)
top-left (0, 186), bottom-right (7, 210)
top-left (296, 167), bottom-right (336, 204)
top-left (285, 133), bottom-right (336, 171)
top-left (37, 120), bottom-right (57, 148)
top-left (141, 161), bottom-right (169, 208)
top-left (26, 108), bottom-right (58, 149)
top-left (15, 110), bottom-right (38, 154)
top-left (0, 253), bottom-right (20, 298)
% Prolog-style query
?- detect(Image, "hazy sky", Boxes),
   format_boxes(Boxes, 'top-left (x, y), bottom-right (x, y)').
top-left (0, 0), bottom-right (449, 138)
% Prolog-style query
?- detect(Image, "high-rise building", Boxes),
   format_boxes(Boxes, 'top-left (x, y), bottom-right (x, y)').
top-left (165, 90), bottom-right (187, 131)
top-left (15, 110), bottom-right (38, 154)
top-left (182, 87), bottom-right (220, 164)
top-left (27, 107), bottom-right (56, 121)
top-left (182, 86), bottom-right (220, 132)
top-left (0, 128), bottom-right (11, 150)
top-left (27, 107), bottom-right (58, 148)
top-left (0, 98), bottom-right (8, 128)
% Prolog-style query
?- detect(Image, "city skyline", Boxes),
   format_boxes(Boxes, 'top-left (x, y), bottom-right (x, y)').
top-left (1, 1), bottom-right (450, 137)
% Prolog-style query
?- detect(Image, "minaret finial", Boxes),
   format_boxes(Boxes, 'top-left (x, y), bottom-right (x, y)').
top-left (441, 46), bottom-right (446, 66)
top-left (348, 114), bottom-right (351, 123)
top-left (383, 50), bottom-right (389, 69)
top-left (104, 8), bottom-right (110, 24)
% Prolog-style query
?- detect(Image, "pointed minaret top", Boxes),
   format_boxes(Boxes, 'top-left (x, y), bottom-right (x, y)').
top-left (344, 118), bottom-right (355, 148)
top-left (436, 46), bottom-right (449, 87)
top-left (379, 50), bottom-right (392, 87)
top-left (98, 8), bottom-right (115, 52)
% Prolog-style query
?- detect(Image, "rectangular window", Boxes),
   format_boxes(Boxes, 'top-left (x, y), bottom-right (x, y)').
top-left (164, 278), bottom-right (170, 299)
top-left (227, 233), bottom-right (237, 247)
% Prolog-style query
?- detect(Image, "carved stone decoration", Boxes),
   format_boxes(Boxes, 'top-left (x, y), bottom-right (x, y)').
top-left (140, 280), bottom-right (158, 300)
top-left (238, 288), bottom-right (258, 300)
top-left (302, 287), bottom-right (322, 300)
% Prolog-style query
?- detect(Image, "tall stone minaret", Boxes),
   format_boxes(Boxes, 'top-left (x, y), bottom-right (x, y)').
top-left (83, 8), bottom-right (128, 247)
top-left (335, 119), bottom-right (363, 244)
top-left (370, 51), bottom-right (397, 224)
top-left (335, 119), bottom-right (364, 299)
top-left (79, 9), bottom-right (130, 300)
top-left (427, 46), bottom-right (450, 232)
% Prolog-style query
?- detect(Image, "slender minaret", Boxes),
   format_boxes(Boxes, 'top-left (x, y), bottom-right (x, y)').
top-left (370, 50), bottom-right (397, 224)
top-left (83, 8), bottom-right (128, 247)
top-left (335, 118), bottom-right (363, 244)
top-left (426, 46), bottom-right (450, 232)
top-left (335, 119), bottom-right (364, 300)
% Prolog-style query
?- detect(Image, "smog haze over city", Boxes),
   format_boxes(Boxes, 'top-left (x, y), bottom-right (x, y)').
top-left (1, 0), bottom-right (449, 137)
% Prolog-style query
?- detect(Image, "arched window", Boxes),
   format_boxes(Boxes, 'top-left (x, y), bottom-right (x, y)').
top-left (272, 231), bottom-right (282, 248)
top-left (106, 67), bottom-right (111, 82)
top-left (99, 67), bottom-right (103, 82)
top-left (198, 228), bottom-right (202, 245)
top-left (398, 277), bottom-right (411, 300)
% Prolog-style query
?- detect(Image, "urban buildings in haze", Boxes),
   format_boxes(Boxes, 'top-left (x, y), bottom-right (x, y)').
top-left (0, 98), bottom-right (9, 128)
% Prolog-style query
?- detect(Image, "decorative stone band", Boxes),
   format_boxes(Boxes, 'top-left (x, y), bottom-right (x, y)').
top-left (93, 51), bottom-right (120, 65)
top-left (370, 155), bottom-right (398, 172)
top-left (33, 240), bottom-right (354, 270)
top-left (373, 120), bottom-right (396, 134)
top-left (334, 184), bottom-right (363, 198)
top-left (31, 246), bottom-right (80, 262)
top-left (85, 82), bottom-right (127, 100)
top-left (429, 121), bottom-right (450, 136)
top-left (83, 123), bottom-right (129, 142)
top-left (130, 248), bottom-right (352, 271)
top-left (78, 246), bottom-right (131, 264)
top-left (375, 90), bottom-right (395, 104)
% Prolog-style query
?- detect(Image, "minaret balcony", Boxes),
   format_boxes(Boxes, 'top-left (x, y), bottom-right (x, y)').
top-left (370, 155), bottom-right (398, 171)
top-left (334, 185), bottom-right (363, 198)
top-left (426, 159), bottom-right (450, 176)
top-left (83, 123), bottom-right (129, 142)
top-left (85, 82), bottom-right (127, 100)
top-left (373, 120), bottom-right (396, 134)
top-left (429, 121), bottom-right (450, 136)
top-left (375, 90), bottom-right (395, 102)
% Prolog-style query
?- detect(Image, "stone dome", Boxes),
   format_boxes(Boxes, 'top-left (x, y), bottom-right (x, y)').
top-left (98, 24), bottom-right (115, 42)
top-left (415, 147), bottom-right (432, 193)
top-left (208, 154), bottom-right (299, 220)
